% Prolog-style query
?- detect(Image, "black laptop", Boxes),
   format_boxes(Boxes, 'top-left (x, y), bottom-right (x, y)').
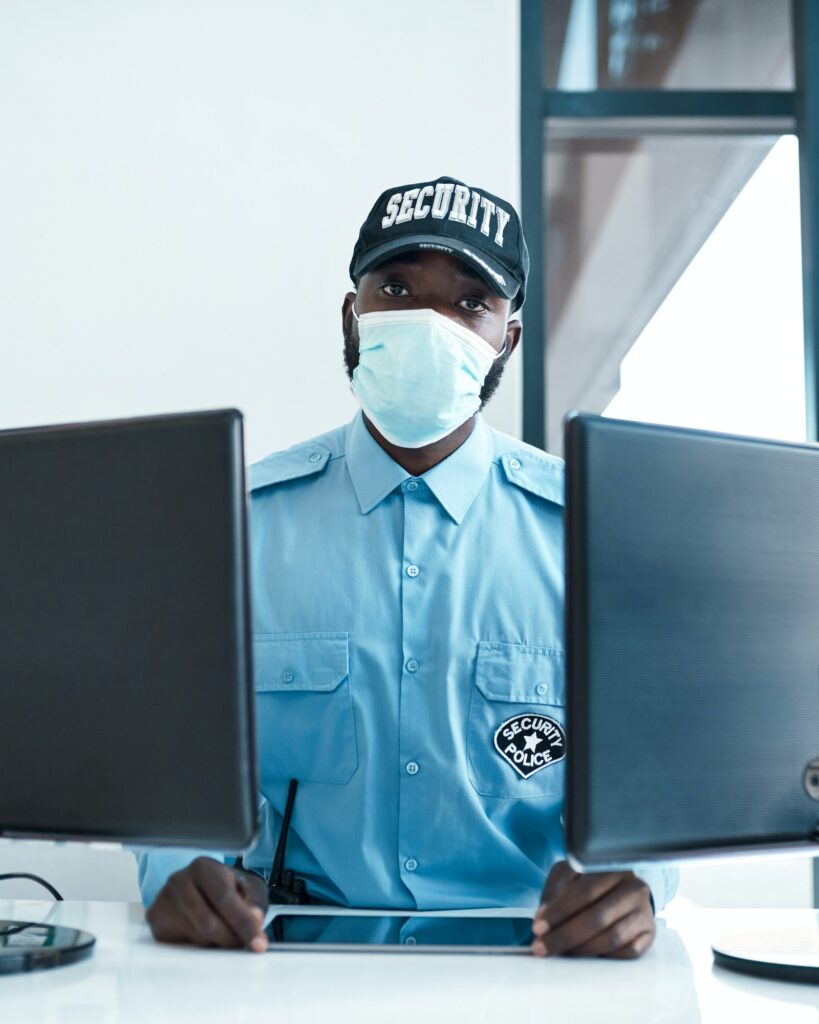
top-left (564, 413), bottom-right (819, 865)
top-left (0, 409), bottom-right (257, 848)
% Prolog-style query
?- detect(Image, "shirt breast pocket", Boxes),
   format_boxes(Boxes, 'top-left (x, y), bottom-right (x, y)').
top-left (254, 631), bottom-right (358, 785)
top-left (467, 641), bottom-right (566, 799)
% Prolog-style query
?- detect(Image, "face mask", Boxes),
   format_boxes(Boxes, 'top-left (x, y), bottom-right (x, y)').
top-left (351, 306), bottom-right (507, 449)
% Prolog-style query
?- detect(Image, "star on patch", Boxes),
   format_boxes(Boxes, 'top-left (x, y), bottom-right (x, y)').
top-left (493, 713), bottom-right (566, 780)
top-left (522, 731), bottom-right (542, 752)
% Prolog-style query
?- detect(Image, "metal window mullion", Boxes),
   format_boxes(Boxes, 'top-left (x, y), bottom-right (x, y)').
top-left (542, 89), bottom-right (796, 121)
top-left (794, 0), bottom-right (819, 446)
top-left (520, 0), bottom-right (546, 450)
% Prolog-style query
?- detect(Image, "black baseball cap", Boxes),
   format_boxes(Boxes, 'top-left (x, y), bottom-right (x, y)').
top-left (349, 176), bottom-right (529, 312)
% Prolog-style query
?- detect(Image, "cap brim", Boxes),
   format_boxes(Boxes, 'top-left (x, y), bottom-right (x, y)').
top-left (353, 234), bottom-right (520, 304)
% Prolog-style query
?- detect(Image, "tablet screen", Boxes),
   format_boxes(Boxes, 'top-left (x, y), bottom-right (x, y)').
top-left (266, 914), bottom-right (534, 951)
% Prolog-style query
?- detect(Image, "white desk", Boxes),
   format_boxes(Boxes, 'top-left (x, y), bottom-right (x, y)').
top-left (0, 899), bottom-right (817, 1023)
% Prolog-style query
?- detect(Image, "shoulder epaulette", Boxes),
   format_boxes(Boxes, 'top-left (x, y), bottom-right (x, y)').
top-left (499, 449), bottom-right (564, 506)
top-left (249, 443), bottom-right (332, 493)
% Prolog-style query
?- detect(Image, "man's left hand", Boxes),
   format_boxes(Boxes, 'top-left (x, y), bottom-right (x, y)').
top-left (531, 861), bottom-right (655, 958)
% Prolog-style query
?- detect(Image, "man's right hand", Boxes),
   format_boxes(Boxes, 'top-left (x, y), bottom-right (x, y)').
top-left (145, 856), bottom-right (270, 951)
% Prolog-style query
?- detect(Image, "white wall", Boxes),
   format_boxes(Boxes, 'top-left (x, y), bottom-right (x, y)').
top-left (676, 855), bottom-right (812, 911)
top-left (0, 0), bottom-right (521, 900)
top-left (0, 0), bottom-right (521, 462)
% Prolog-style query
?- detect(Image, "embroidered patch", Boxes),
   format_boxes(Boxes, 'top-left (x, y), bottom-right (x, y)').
top-left (493, 713), bottom-right (566, 780)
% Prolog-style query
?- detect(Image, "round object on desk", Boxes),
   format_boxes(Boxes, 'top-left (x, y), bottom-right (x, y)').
top-left (0, 919), bottom-right (95, 974)
top-left (712, 926), bottom-right (819, 984)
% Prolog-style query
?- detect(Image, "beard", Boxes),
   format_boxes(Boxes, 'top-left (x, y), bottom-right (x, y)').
top-left (343, 332), bottom-right (509, 410)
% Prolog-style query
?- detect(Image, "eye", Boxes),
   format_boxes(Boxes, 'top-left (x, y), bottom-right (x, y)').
top-left (380, 282), bottom-right (410, 297)
top-left (459, 297), bottom-right (489, 313)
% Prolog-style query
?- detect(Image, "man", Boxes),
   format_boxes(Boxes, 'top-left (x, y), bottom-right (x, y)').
top-left (137, 176), bottom-right (678, 957)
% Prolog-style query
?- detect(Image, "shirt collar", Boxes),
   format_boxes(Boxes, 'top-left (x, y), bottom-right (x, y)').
top-left (344, 411), bottom-right (495, 525)
top-left (345, 412), bottom-right (409, 514)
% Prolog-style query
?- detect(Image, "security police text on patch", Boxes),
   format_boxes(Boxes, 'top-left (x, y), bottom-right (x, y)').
top-left (493, 713), bottom-right (566, 780)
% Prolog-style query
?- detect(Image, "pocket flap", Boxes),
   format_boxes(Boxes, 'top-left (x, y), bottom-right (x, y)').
top-left (254, 632), bottom-right (349, 692)
top-left (475, 641), bottom-right (565, 704)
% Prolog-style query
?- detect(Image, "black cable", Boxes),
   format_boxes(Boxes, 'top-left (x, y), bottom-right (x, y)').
top-left (267, 780), bottom-right (311, 905)
top-left (0, 873), bottom-right (64, 901)
top-left (0, 874), bottom-right (62, 939)
top-left (270, 779), bottom-right (298, 889)
top-left (235, 780), bottom-right (311, 905)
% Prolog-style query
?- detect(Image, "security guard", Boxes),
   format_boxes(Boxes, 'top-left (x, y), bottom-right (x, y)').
top-left (137, 176), bottom-right (678, 957)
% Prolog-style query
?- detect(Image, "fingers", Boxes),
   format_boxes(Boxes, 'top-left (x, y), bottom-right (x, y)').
top-left (532, 871), bottom-right (655, 958)
top-left (192, 859), bottom-right (268, 951)
top-left (146, 857), bottom-right (269, 952)
top-left (145, 883), bottom-right (188, 944)
top-left (538, 860), bottom-right (579, 903)
top-left (235, 868), bottom-right (270, 914)
top-left (605, 928), bottom-right (655, 959)
top-left (172, 874), bottom-right (244, 949)
top-left (559, 907), bottom-right (654, 958)
top-left (535, 869), bottom-right (623, 930)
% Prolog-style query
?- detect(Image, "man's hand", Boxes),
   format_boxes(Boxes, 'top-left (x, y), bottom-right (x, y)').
top-left (145, 856), bottom-right (270, 951)
top-left (531, 861), bottom-right (655, 959)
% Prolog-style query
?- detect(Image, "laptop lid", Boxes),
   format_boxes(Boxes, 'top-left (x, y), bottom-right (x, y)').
top-left (0, 409), bottom-right (257, 848)
top-left (565, 414), bottom-right (819, 865)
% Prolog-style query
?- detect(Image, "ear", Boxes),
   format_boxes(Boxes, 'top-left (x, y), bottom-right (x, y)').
top-left (341, 292), bottom-right (357, 337)
top-left (504, 319), bottom-right (522, 357)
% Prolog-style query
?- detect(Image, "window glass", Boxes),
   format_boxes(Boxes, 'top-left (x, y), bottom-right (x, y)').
top-left (603, 136), bottom-right (805, 440)
top-left (544, 134), bottom-right (803, 450)
top-left (546, 0), bottom-right (794, 91)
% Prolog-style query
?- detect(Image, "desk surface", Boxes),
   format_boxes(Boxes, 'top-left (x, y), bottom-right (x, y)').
top-left (0, 899), bottom-right (817, 1023)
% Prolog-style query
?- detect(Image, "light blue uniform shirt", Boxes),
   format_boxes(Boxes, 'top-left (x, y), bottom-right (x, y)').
top-left (135, 412), bottom-right (678, 912)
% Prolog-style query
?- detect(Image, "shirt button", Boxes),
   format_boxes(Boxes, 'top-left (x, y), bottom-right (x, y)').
top-left (406, 564), bottom-right (420, 578)
top-left (536, 683), bottom-right (547, 696)
top-left (406, 761), bottom-right (419, 775)
top-left (404, 858), bottom-right (418, 872)
top-left (308, 452), bottom-right (322, 463)
top-left (404, 935), bottom-right (417, 946)
top-left (405, 480), bottom-right (419, 492)
top-left (509, 457), bottom-right (522, 470)
top-left (281, 670), bottom-right (295, 683)
top-left (406, 658), bottom-right (419, 673)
